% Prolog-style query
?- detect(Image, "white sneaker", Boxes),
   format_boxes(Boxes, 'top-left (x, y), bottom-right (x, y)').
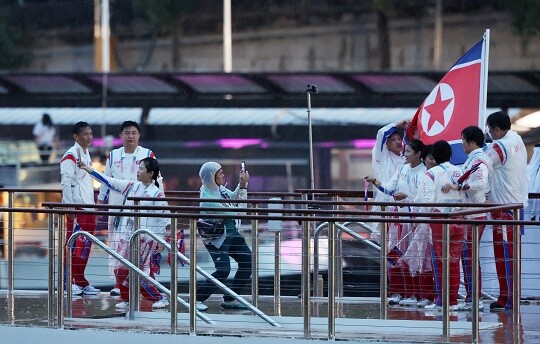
top-left (459, 300), bottom-right (484, 311)
top-left (152, 296), bottom-right (169, 309)
top-left (424, 303), bottom-right (459, 311)
top-left (110, 288), bottom-right (120, 296)
top-left (82, 285), bottom-right (101, 295)
top-left (70, 284), bottom-right (83, 296)
top-left (388, 294), bottom-right (403, 305)
top-left (115, 301), bottom-right (129, 310)
top-left (399, 296), bottom-right (418, 307)
top-left (195, 301), bottom-right (208, 311)
top-left (417, 298), bottom-right (432, 308)
top-left (424, 303), bottom-right (441, 310)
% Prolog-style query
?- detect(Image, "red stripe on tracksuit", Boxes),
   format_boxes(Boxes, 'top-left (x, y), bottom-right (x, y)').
top-left (65, 213), bottom-right (96, 287)
top-left (461, 219), bottom-right (486, 302)
top-left (492, 211), bottom-right (519, 308)
top-left (430, 212), bottom-right (466, 306)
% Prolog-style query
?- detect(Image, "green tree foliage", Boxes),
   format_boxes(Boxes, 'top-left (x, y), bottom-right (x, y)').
top-left (132, 0), bottom-right (200, 33)
top-left (502, 0), bottom-right (540, 37)
top-left (131, 0), bottom-right (201, 69)
top-left (0, 1), bottom-right (27, 70)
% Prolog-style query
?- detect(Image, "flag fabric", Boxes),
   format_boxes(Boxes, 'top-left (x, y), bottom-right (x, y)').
top-left (407, 31), bottom-right (490, 165)
top-left (387, 246), bottom-right (403, 267)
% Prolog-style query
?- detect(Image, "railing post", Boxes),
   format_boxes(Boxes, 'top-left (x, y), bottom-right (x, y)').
top-left (251, 203), bottom-right (259, 309)
top-left (61, 213), bottom-right (69, 325)
top-left (170, 216), bottom-right (178, 333)
top-left (62, 214), bottom-right (73, 320)
top-left (471, 223), bottom-right (479, 343)
top-left (380, 205), bottom-right (387, 319)
top-left (48, 212), bottom-right (56, 327)
top-left (130, 202), bottom-right (141, 318)
top-left (312, 224), bottom-right (321, 298)
top-left (333, 195), bottom-right (343, 298)
top-left (327, 221), bottom-right (336, 340)
top-left (57, 214), bottom-right (65, 328)
top-left (274, 230), bottom-right (281, 315)
top-left (189, 218), bottom-right (197, 335)
top-left (442, 222), bottom-right (450, 339)
top-left (301, 194), bottom-right (311, 338)
top-left (513, 208), bottom-right (522, 336)
top-left (7, 192), bottom-right (14, 325)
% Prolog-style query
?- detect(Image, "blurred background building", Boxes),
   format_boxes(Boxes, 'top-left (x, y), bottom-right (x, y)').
top-left (0, 0), bottom-right (538, 73)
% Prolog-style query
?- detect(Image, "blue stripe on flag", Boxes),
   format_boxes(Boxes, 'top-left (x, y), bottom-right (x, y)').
top-left (453, 39), bottom-right (483, 67)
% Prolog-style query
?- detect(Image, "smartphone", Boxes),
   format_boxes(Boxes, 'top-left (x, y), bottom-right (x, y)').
top-left (76, 148), bottom-right (81, 162)
top-left (241, 161), bottom-right (246, 172)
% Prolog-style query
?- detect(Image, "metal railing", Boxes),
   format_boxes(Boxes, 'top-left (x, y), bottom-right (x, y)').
top-left (1, 188), bottom-right (539, 342)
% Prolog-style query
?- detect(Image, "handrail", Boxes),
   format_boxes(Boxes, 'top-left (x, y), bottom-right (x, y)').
top-left (126, 229), bottom-right (215, 323)
top-left (64, 230), bottom-right (215, 324)
top-left (3, 186), bottom-right (540, 200)
top-left (130, 229), bottom-right (282, 328)
top-left (41, 201), bottom-right (523, 220)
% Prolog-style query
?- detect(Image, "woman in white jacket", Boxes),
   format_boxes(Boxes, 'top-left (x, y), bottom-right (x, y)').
top-left (195, 161), bottom-right (250, 311)
top-left (79, 157), bottom-right (170, 310)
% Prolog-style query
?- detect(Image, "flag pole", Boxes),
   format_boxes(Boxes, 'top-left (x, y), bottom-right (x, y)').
top-left (480, 29), bottom-right (490, 127)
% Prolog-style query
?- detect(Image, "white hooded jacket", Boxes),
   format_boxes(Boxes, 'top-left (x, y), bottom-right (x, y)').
top-left (199, 162), bottom-right (248, 248)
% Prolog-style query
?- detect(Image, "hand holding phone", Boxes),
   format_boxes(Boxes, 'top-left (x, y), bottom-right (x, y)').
top-left (241, 161), bottom-right (246, 172)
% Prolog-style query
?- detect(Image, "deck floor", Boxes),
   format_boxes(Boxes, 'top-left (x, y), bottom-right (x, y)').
top-left (1, 291), bottom-right (539, 343)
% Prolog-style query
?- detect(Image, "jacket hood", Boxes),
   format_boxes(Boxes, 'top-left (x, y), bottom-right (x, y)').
top-left (199, 161), bottom-right (222, 192)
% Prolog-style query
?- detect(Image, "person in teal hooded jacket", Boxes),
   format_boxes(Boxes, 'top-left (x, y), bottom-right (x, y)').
top-left (195, 161), bottom-right (251, 311)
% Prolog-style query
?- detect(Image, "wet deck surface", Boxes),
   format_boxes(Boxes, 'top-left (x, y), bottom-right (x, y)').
top-left (1, 291), bottom-right (539, 343)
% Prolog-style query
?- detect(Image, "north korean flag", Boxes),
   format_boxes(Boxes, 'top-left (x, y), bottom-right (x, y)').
top-left (408, 34), bottom-right (489, 164)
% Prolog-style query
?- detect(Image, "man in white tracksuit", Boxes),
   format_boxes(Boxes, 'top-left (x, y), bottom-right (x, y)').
top-left (442, 126), bottom-right (491, 311)
top-left (97, 120), bottom-right (162, 296)
top-left (484, 111), bottom-right (528, 311)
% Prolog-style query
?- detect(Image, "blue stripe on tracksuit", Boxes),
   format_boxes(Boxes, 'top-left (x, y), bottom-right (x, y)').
top-left (430, 242), bottom-right (442, 306)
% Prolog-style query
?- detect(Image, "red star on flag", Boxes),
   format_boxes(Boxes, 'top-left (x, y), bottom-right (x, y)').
top-left (423, 87), bottom-right (453, 132)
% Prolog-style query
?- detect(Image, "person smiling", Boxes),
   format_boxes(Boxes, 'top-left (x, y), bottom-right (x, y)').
top-left (79, 157), bottom-right (170, 310)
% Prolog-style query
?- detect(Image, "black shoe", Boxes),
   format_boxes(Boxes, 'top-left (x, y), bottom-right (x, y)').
top-left (489, 302), bottom-right (505, 311)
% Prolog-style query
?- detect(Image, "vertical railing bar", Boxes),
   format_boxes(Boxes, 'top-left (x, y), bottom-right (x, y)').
top-left (170, 216), bottom-right (178, 333)
top-left (189, 218), bottom-right (197, 335)
top-left (442, 222), bottom-right (450, 338)
top-left (274, 230), bottom-right (281, 316)
top-left (7, 192), bottom-right (14, 324)
top-left (327, 221), bottom-right (336, 340)
top-left (380, 206), bottom-right (387, 319)
top-left (471, 223), bottom-right (479, 343)
top-left (251, 203), bottom-right (259, 309)
top-left (301, 194), bottom-right (311, 338)
top-left (48, 211), bottom-right (56, 327)
top-left (513, 208), bottom-right (522, 338)
top-left (57, 213), bottom-right (65, 328)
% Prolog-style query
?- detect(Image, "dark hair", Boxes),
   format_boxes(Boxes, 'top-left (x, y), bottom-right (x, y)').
top-left (432, 140), bottom-right (452, 164)
top-left (461, 126), bottom-right (485, 148)
top-left (42, 113), bottom-right (53, 127)
top-left (407, 139), bottom-right (425, 154)
top-left (120, 120), bottom-right (140, 133)
top-left (72, 121), bottom-right (91, 135)
top-left (422, 144), bottom-right (434, 161)
top-left (140, 157), bottom-right (160, 187)
top-left (487, 111), bottom-right (511, 131)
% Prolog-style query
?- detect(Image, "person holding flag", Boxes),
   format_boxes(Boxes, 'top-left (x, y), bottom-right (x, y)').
top-left (368, 120), bottom-right (407, 304)
top-left (419, 140), bottom-right (464, 311)
top-left (441, 126), bottom-right (491, 311)
top-left (60, 121), bottom-right (101, 296)
top-left (484, 110), bottom-right (528, 311)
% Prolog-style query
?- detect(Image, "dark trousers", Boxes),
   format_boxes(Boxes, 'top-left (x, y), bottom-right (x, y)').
top-left (196, 234), bottom-right (252, 302)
